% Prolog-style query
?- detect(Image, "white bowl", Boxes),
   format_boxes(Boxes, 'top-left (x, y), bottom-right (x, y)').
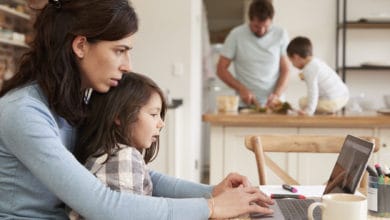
top-left (384, 95), bottom-right (390, 108)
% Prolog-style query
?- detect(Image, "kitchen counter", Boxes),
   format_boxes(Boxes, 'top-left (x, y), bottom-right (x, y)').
top-left (202, 111), bottom-right (390, 128)
top-left (202, 111), bottom-right (390, 185)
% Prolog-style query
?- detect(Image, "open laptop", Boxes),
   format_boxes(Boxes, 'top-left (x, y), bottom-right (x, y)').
top-left (252, 134), bottom-right (375, 220)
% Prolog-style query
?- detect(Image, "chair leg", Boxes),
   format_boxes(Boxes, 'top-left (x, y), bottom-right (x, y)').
top-left (252, 136), bottom-right (267, 185)
top-left (264, 154), bottom-right (299, 185)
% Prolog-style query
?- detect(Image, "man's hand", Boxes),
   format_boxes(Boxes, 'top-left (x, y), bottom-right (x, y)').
top-left (266, 93), bottom-right (279, 108)
top-left (238, 88), bottom-right (256, 106)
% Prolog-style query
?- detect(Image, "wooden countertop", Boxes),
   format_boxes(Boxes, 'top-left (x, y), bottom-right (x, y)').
top-left (202, 111), bottom-right (390, 128)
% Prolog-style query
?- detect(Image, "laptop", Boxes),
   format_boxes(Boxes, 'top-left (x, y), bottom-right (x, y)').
top-left (251, 134), bottom-right (375, 220)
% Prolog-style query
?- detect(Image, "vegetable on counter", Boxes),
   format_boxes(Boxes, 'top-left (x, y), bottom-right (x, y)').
top-left (239, 100), bottom-right (293, 114)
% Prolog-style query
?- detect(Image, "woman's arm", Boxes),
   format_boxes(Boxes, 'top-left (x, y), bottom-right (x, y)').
top-left (150, 170), bottom-right (214, 198)
top-left (0, 96), bottom-right (209, 220)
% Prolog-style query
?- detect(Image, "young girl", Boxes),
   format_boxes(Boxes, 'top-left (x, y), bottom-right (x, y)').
top-left (70, 73), bottom-right (166, 219)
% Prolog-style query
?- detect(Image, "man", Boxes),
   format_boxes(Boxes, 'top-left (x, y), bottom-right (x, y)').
top-left (217, 0), bottom-right (289, 107)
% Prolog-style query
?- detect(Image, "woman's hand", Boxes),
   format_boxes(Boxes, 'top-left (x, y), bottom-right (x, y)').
top-left (212, 172), bottom-right (251, 196)
top-left (208, 186), bottom-right (274, 219)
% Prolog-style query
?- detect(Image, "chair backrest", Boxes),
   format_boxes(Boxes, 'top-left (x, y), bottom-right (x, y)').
top-left (244, 135), bottom-right (380, 187)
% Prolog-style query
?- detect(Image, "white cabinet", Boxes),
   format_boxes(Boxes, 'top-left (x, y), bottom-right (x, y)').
top-left (208, 123), bottom-right (385, 186)
top-left (209, 125), bottom-right (297, 185)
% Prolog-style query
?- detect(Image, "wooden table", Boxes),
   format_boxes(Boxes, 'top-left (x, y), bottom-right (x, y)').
top-left (202, 111), bottom-right (390, 128)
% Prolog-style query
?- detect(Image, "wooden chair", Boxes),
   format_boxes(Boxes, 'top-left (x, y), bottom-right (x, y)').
top-left (244, 135), bottom-right (380, 189)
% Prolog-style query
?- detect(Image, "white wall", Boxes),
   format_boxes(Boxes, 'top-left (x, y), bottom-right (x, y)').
top-left (131, 0), bottom-right (202, 181)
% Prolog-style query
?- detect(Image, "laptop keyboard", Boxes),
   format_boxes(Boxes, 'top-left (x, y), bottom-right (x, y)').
top-left (276, 199), bottom-right (322, 220)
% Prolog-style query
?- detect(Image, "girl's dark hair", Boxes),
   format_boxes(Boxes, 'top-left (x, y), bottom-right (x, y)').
top-left (249, 0), bottom-right (274, 21)
top-left (287, 36), bottom-right (313, 58)
top-left (0, 0), bottom-right (138, 125)
top-left (75, 73), bottom-right (167, 164)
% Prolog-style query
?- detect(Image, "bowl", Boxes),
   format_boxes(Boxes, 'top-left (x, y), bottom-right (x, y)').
top-left (216, 95), bottom-right (239, 112)
top-left (384, 95), bottom-right (390, 108)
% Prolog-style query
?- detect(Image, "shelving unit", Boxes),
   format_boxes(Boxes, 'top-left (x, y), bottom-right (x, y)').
top-left (336, 0), bottom-right (390, 82)
top-left (0, 37), bottom-right (28, 48)
top-left (0, 4), bottom-right (30, 20)
top-left (0, 0), bottom-right (31, 90)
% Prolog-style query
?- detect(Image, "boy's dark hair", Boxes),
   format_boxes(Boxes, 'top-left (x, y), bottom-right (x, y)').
top-left (0, 0), bottom-right (138, 125)
top-left (287, 36), bottom-right (313, 58)
top-left (249, 0), bottom-right (274, 21)
top-left (75, 73), bottom-right (167, 164)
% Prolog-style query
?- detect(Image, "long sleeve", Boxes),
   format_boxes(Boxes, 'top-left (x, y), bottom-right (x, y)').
top-left (151, 171), bottom-right (214, 198)
top-left (0, 85), bottom-right (210, 220)
top-left (304, 72), bottom-right (320, 115)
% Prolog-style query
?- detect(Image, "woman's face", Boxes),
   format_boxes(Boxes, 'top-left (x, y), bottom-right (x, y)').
top-left (77, 35), bottom-right (133, 93)
top-left (131, 92), bottom-right (165, 150)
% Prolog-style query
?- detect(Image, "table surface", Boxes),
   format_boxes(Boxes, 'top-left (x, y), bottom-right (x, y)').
top-left (225, 185), bottom-right (389, 220)
top-left (202, 111), bottom-right (390, 128)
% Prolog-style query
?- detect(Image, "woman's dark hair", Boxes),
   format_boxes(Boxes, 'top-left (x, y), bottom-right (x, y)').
top-left (0, 0), bottom-right (138, 125)
top-left (287, 36), bottom-right (313, 58)
top-left (249, 0), bottom-right (274, 21)
top-left (75, 73), bottom-right (167, 164)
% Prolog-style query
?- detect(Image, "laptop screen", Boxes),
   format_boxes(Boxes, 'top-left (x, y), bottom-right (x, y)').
top-left (323, 135), bottom-right (374, 194)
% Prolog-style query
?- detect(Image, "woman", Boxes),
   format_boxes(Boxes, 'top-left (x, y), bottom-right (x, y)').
top-left (0, 0), bottom-right (273, 219)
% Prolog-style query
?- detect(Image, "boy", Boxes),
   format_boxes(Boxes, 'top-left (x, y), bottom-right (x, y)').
top-left (287, 36), bottom-right (349, 115)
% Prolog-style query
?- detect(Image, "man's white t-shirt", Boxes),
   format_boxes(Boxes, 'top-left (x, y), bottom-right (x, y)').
top-left (221, 24), bottom-right (289, 105)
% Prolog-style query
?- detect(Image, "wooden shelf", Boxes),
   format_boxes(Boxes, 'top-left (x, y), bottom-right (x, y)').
top-left (0, 5), bottom-right (30, 20)
top-left (0, 37), bottom-right (28, 48)
top-left (337, 66), bottom-right (390, 71)
top-left (2, 0), bottom-right (26, 5)
top-left (336, 0), bottom-right (390, 82)
top-left (338, 21), bottom-right (390, 29)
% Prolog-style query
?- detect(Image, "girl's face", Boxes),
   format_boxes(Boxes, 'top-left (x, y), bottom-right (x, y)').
top-left (76, 35), bottom-right (133, 93)
top-left (131, 92), bottom-right (165, 149)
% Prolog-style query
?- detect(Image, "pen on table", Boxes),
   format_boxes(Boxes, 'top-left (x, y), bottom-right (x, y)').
top-left (367, 165), bottom-right (378, 177)
top-left (271, 194), bottom-right (306, 200)
top-left (375, 163), bottom-right (384, 177)
top-left (282, 184), bottom-right (298, 193)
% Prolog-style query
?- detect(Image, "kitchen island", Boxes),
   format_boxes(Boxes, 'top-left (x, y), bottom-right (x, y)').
top-left (202, 112), bottom-right (390, 185)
